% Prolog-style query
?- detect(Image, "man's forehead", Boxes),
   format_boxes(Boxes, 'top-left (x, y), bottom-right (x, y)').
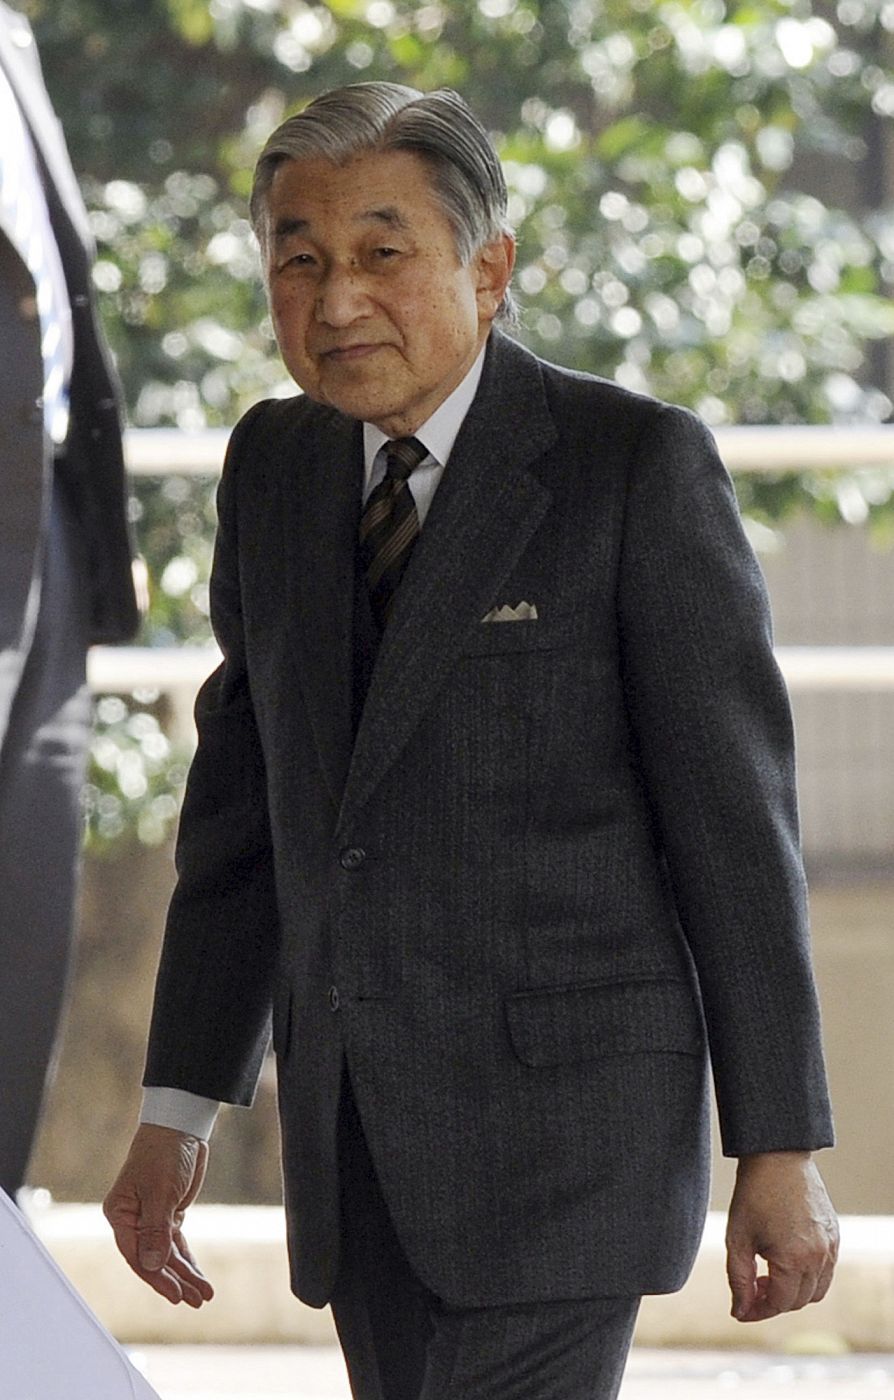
top-left (271, 203), bottom-right (412, 240)
top-left (267, 148), bottom-right (435, 224)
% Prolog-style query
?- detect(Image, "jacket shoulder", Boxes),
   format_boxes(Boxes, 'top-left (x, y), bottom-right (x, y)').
top-left (225, 393), bottom-right (328, 454)
top-left (493, 332), bottom-right (706, 450)
top-left (221, 392), bottom-right (351, 482)
top-left (538, 352), bottom-right (706, 444)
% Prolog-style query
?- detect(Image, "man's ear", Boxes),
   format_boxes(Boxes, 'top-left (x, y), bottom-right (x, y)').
top-left (475, 233), bottom-right (516, 322)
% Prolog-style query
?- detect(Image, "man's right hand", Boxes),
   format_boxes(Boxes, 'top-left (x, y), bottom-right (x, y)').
top-left (103, 1124), bottom-right (213, 1307)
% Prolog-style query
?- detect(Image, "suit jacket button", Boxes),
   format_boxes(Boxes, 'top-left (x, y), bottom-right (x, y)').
top-left (328, 986), bottom-right (340, 1012)
top-left (18, 295), bottom-right (38, 321)
top-left (339, 846), bottom-right (366, 870)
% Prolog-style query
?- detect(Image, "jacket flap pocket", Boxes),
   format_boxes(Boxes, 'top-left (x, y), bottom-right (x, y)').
top-left (505, 977), bottom-right (703, 1068)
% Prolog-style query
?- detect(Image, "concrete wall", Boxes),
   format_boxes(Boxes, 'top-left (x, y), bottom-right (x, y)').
top-left (758, 514), bottom-right (894, 870)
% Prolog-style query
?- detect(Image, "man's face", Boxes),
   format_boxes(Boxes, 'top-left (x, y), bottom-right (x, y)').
top-left (262, 148), bottom-right (513, 437)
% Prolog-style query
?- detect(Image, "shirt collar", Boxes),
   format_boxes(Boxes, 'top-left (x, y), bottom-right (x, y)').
top-left (362, 341), bottom-right (488, 475)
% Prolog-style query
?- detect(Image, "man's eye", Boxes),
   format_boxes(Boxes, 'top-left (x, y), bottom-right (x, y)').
top-left (374, 246), bottom-right (400, 260)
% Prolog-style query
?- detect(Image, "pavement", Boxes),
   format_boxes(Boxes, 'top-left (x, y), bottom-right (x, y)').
top-left (130, 1345), bottom-right (894, 1399)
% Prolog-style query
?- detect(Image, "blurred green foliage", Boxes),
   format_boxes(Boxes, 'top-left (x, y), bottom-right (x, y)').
top-left (21, 0), bottom-right (894, 843)
top-left (83, 695), bottom-right (190, 849)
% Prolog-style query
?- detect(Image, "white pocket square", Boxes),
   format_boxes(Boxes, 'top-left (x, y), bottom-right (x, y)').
top-left (481, 601), bottom-right (539, 623)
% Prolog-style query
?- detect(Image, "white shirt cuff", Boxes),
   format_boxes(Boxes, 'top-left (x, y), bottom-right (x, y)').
top-left (140, 1087), bottom-right (220, 1141)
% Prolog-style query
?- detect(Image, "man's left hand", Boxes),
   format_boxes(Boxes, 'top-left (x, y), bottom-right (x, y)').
top-left (726, 1151), bottom-right (838, 1322)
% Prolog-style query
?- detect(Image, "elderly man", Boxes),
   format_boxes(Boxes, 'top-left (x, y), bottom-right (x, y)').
top-left (105, 83), bottom-right (836, 1400)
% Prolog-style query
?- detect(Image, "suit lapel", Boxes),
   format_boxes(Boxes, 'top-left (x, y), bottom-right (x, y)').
top-left (337, 333), bottom-right (556, 833)
top-left (275, 406), bottom-right (363, 815)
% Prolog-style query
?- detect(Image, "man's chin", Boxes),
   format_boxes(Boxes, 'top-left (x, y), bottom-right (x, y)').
top-left (283, 357), bottom-right (413, 427)
top-left (315, 383), bottom-right (405, 427)
top-left (283, 378), bottom-right (371, 418)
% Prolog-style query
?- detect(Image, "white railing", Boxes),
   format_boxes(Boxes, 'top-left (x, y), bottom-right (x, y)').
top-left (124, 427), bottom-right (231, 476)
top-left (85, 641), bottom-right (894, 698)
top-left (122, 422), bottom-right (894, 476)
top-left (87, 425), bottom-right (894, 718)
top-left (714, 423), bottom-right (894, 472)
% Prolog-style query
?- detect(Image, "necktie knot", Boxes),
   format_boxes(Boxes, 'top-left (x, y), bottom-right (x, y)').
top-left (385, 436), bottom-right (428, 483)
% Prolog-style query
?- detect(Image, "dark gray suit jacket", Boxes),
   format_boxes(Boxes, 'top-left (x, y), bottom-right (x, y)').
top-left (0, 2), bottom-right (137, 740)
top-left (146, 329), bottom-right (833, 1309)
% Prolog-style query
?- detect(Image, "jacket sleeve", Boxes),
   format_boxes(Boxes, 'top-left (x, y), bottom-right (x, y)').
top-left (617, 403), bottom-right (833, 1157)
top-left (144, 403), bottom-right (280, 1105)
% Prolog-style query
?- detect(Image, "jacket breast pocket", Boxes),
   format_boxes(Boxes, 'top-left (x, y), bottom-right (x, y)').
top-left (505, 977), bottom-right (704, 1068)
top-left (461, 618), bottom-right (582, 656)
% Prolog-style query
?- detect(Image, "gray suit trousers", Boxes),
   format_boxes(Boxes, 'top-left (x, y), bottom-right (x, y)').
top-left (0, 476), bottom-right (90, 1196)
top-left (331, 1068), bottom-right (640, 1400)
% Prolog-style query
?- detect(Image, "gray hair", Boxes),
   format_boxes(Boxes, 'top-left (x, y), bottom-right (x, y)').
top-left (250, 82), bottom-right (517, 326)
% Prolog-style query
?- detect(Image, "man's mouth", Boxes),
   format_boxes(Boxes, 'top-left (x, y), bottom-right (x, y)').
top-left (320, 343), bottom-right (386, 362)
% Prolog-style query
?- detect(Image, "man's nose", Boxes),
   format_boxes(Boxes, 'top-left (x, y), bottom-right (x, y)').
top-left (315, 263), bottom-right (371, 326)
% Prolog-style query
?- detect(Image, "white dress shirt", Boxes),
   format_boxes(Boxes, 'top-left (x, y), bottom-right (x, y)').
top-left (140, 344), bottom-right (488, 1140)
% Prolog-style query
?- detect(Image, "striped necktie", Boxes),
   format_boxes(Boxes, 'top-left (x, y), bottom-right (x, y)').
top-left (359, 436), bottom-right (429, 630)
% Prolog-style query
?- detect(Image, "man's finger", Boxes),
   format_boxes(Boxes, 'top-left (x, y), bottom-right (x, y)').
top-left (169, 1232), bottom-right (215, 1301)
top-left (813, 1257), bottom-right (835, 1304)
top-left (103, 1172), bottom-right (175, 1262)
top-left (731, 1272), bottom-right (777, 1323)
top-left (107, 1232), bottom-right (208, 1307)
top-left (104, 1190), bottom-right (159, 1276)
top-left (137, 1221), bottom-right (174, 1273)
top-left (126, 1257), bottom-right (188, 1305)
top-left (726, 1239), bottom-right (757, 1321)
top-left (761, 1260), bottom-right (809, 1315)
